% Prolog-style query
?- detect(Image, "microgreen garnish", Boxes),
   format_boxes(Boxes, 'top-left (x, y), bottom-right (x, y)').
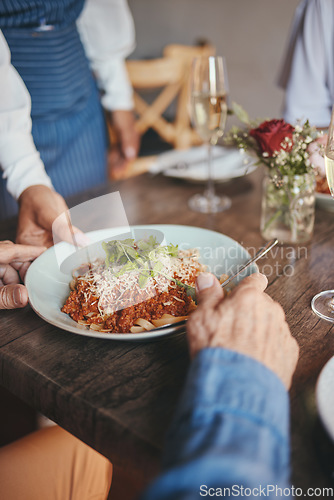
top-left (102, 237), bottom-right (181, 289)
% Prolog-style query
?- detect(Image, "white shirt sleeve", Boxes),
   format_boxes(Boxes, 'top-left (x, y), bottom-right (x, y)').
top-left (77, 0), bottom-right (136, 111)
top-left (0, 30), bottom-right (53, 200)
top-left (278, 0), bottom-right (334, 128)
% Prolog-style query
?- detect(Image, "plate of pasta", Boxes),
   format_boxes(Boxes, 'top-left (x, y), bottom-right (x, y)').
top-left (25, 225), bottom-right (257, 341)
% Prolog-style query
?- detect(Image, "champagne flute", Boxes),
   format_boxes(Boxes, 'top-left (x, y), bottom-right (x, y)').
top-left (311, 107), bottom-right (334, 322)
top-left (188, 56), bottom-right (231, 213)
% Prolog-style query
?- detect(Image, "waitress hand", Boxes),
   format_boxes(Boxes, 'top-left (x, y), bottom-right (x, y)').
top-left (16, 185), bottom-right (87, 248)
top-left (0, 240), bottom-right (46, 309)
top-left (108, 109), bottom-right (140, 179)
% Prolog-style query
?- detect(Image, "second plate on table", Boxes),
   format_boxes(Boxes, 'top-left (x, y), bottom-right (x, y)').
top-left (149, 145), bottom-right (257, 183)
top-left (25, 225), bottom-right (258, 342)
top-left (316, 192), bottom-right (334, 212)
top-left (316, 355), bottom-right (334, 441)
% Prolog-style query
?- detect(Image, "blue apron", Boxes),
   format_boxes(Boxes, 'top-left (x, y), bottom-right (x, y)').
top-left (0, 0), bottom-right (108, 218)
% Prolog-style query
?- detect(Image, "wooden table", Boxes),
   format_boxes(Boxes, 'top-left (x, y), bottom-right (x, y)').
top-left (1, 168), bottom-right (334, 494)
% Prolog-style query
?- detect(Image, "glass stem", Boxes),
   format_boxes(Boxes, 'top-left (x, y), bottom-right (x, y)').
top-left (206, 142), bottom-right (215, 201)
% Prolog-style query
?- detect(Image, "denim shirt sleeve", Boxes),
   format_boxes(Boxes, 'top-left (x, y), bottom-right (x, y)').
top-left (140, 348), bottom-right (291, 500)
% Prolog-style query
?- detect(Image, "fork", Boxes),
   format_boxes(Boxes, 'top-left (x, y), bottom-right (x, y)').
top-left (177, 238), bottom-right (278, 303)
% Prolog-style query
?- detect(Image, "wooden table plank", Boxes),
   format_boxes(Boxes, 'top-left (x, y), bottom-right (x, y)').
top-left (0, 316), bottom-right (189, 473)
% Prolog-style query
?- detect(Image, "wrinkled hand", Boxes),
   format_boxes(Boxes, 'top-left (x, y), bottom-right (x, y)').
top-left (108, 109), bottom-right (140, 179)
top-left (0, 240), bottom-right (46, 309)
top-left (187, 272), bottom-right (299, 389)
top-left (16, 185), bottom-right (87, 248)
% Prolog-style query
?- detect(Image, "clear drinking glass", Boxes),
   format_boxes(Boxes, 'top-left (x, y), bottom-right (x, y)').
top-left (188, 56), bottom-right (231, 213)
top-left (311, 107), bottom-right (334, 322)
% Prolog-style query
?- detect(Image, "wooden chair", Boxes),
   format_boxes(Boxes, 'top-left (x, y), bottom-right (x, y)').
top-left (127, 56), bottom-right (189, 149)
top-left (108, 43), bottom-right (216, 179)
top-left (162, 43), bottom-right (216, 148)
top-left (162, 42), bottom-right (216, 63)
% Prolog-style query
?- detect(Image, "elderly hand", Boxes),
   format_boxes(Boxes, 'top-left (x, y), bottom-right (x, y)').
top-left (108, 109), bottom-right (140, 179)
top-left (187, 272), bottom-right (299, 389)
top-left (0, 240), bottom-right (46, 309)
top-left (16, 185), bottom-right (87, 248)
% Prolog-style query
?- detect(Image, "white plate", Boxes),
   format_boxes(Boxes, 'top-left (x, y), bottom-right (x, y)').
top-left (316, 356), bottom-right (334, 441)
top-left (149, 146), bottom-right (257, 183)
top-left (316, 192), bottom-right (334, 212)
top-left (25, 225), bottom-right (258, 341)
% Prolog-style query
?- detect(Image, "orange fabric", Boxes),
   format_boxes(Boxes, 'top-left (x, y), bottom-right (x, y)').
top-left (0, 426), bottom-right (112, 500)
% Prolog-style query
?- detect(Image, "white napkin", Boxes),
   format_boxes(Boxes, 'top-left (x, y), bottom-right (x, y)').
top-left (149, 146), bottom-right (256, 181)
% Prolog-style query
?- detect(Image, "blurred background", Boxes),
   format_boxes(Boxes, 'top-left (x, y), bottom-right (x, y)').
top-left (128, 0), bottom-right (300, 122)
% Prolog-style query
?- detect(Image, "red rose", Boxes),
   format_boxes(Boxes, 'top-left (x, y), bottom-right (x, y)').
top-left (249, 119), bottom-right (295, 156)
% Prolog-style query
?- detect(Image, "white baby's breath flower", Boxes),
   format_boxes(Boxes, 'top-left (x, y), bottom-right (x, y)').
top-left (228, 108), bottom-right (319, 176)
top-left (276, 150), bottom-right (288, 164)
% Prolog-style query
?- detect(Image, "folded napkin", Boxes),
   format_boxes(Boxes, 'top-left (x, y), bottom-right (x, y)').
top-left (149, 146), bottom-right (256, 181)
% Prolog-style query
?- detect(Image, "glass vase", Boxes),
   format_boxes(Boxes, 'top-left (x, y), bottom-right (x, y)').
top-left (260, 171), bottom-right (316, 244)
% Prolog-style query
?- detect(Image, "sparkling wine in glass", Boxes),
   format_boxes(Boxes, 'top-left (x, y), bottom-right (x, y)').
top-left (311, 108), bottom-right (334, 322)
top-left (188, 56), bottom-right (231, 213)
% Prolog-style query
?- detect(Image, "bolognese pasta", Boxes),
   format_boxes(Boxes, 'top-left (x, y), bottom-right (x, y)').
top-left (61, 236), bottom-right (206, 334)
